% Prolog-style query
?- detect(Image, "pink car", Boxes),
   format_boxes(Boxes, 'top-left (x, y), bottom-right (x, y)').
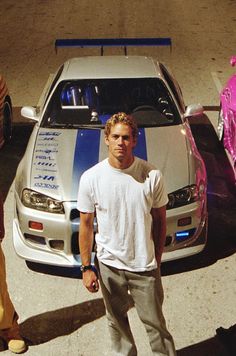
top-left (0, 75), bottom-right (12, 148)
top-left (218, 57), bottom-right (236, 173)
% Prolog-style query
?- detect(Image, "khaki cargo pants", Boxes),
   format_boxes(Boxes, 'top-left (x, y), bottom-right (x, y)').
top-left (97, 260), bottom-right (176, 356)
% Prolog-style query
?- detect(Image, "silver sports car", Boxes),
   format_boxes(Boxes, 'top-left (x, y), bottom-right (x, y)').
top-left (13, 52), bottom-right (207, 268)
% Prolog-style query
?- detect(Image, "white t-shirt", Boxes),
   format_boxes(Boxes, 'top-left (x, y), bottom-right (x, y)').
top-left (77, 157), bottom-right (168, 272)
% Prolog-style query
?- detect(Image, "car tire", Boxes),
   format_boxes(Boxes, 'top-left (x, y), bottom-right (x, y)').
top-left (217, 105), bottom-right (224, 142)
top-left (3, 100), bottom-right (12, 143)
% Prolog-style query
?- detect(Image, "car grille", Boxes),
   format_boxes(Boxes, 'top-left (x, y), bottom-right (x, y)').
top-left (70, 208), bottom-right (80, 220)
top-left (24, 233), bottom-right (46, 245)
top-left (71, 232), bottom-right (80, 254)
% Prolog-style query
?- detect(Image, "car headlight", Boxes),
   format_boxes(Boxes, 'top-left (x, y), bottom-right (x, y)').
top-left (21, 189), bottom-right (65, 214)
top-left (167, 184), bottom-right (205, 209)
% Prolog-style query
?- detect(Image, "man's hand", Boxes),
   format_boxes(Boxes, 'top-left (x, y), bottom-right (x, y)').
top-left (82, 270), bottom-right (99, 293)
top-left (151, 206), bottom-right (167, 268)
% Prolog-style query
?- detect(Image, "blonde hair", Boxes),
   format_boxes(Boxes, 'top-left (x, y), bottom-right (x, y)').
top-left (104, 112), bottom-right (138, 139)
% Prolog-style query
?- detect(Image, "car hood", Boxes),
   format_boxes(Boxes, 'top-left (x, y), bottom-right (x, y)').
top-left (30, 125), bottom-right (191, 201)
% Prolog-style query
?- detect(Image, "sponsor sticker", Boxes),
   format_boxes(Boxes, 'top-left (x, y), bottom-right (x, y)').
top-left (34, 162), bottom-right (57, 167)
top-left (34, 175), bottom-right (55, 181)
top-left (35, 155), bottom-right (55, 160)
top-left (34, 182), bottom-right (59, 190)
top-left (37, 143), bottom-right (59, 147)
top-left (38, 131), bottom-right (61, 136)
top-left (35, 149), bottom-right (59, 154)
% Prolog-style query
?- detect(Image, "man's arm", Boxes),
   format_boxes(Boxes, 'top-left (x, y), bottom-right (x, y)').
top-left (151, 205), bottom-right (167, 267)
top-left (0, 194), bottom-right (5, 241)
top-left (79, 212), bottom-right (99, 293)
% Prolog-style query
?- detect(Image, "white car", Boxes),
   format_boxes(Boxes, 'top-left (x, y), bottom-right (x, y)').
top-left (13, 51), bottom-right (207, 268)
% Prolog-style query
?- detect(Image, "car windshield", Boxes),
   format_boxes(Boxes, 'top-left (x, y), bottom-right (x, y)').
top-left (41, 78), bottom-right (181, 128)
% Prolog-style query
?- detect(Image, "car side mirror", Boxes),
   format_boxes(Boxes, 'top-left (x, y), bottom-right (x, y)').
top-left (21, 106), bottom-right (39, 121)
top-left (183, 103), bottom-right (204, 119)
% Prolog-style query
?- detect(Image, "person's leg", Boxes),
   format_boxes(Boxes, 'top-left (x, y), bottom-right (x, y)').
top-left (97, 260), bottom-right (137, 356)
top-left (0, 246), bottom-right (15, 330)
top-left (0, 245), bottom-right (26, 353)
top-left (128, 268), bottom-right (176, 356)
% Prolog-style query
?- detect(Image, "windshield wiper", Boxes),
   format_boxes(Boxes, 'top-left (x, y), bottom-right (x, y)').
top-left (76, 124), bottom-right (105, 129)
top-left (48, 123), bottom-right (105, 129)
top-left (47, 123), bottom-right (75, 128)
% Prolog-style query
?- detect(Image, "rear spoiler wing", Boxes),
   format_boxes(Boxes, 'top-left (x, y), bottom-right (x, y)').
top-left (55, 37), bottom-right (172, 55)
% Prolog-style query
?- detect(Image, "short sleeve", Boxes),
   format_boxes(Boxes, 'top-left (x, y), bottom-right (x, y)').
top-left (152, 171), bottom-right (169, 208)
top-left (77, 173), bottom-right (95, 213)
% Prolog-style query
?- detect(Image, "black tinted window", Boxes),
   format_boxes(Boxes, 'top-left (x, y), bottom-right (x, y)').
top-left (41, 78), bottom-right (181, 128)
top-left (160, 63), bottom-right (184, 111)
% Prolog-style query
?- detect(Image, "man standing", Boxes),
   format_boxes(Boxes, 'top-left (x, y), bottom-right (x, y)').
top-left (77, 112), bottom-right (176, 355)
top-left (0, 195), bottom-right (27, 354)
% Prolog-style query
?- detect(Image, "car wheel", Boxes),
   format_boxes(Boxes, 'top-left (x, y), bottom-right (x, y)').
top-left (217, 106), bottom-right (224, 141)
top-left (3, 100), bottom-right (13, 143)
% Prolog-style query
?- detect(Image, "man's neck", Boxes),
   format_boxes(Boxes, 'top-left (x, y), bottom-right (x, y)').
top-left (108, 156), bottom-right (135, 170)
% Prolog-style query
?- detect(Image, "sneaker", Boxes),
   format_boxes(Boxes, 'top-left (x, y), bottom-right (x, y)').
top-left (8, 338), bottom-right (27, 354)
top-left (0, 313), bottom-right (27, 353)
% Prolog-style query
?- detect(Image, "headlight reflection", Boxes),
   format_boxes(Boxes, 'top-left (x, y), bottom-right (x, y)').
top-left (167, 184), bottom-right (205, 209)
top-left (21, 189), bottom-right (65, 214)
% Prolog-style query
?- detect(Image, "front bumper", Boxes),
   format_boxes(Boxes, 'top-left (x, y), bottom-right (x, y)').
top-left (13, 192), bottom-right (207, 267)
top-left (162, 200), bottom-right (207, 262)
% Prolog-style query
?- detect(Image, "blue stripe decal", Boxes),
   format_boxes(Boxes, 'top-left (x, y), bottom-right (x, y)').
top-left (72, 129), bottom-right (101, 197)
top-left (133, 128), bottom-right (147, 161)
